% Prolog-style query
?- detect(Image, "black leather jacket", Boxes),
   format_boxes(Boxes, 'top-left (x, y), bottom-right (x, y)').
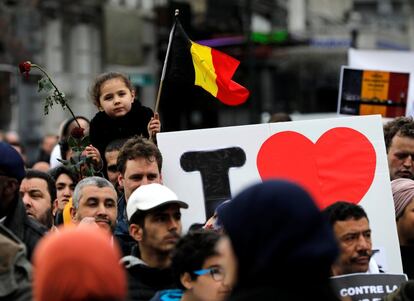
top-left (4, 197), bottom-right (47, 261)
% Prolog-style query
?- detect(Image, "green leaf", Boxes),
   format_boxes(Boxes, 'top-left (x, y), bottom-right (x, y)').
top-left (85, 167), bottom-right (94, 177)
top-left (38, 77), bottom-right (53, 93)
top-left (81, 135), bottom-right (90, 147)
top-left (69, 165), bottom-right (79, 176)
top-left (68, 136), bottom-right (77, 148)
top-left (43, 95), bottom-right (55, 115)
top-left (69, 156), bottom-right (77, 165)
top-left (84, 156), bottom-right (93, 165)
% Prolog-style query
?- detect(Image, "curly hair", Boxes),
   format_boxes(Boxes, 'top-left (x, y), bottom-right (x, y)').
top-left (116, 136), bottom-right (162, 175)
top-left (383, 116), bottom-right (414, 152)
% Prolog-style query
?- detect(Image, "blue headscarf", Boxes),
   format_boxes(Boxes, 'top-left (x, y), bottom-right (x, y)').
top-left (217, 180), bottom-right (339, 287)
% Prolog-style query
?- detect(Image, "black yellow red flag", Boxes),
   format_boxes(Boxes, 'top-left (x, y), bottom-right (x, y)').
top-left (163, 18), bottom-right (250, 106)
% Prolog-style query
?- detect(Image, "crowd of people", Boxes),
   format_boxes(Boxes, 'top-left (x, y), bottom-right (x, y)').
top-left (3, 70), bottom-right (414, 301)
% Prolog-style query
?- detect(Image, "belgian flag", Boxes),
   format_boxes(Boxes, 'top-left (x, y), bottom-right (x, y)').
top-left (162, 18), bottom-right (250, 106)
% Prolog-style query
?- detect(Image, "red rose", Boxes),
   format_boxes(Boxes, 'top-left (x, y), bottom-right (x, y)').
top-left (71, 127), bottom-right (85, 139)
top-left (18, 61), bottom-right (32, 79)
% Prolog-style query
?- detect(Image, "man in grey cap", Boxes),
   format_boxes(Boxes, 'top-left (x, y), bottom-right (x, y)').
top-left (122, 183), bottom-right (188, 301)
top-left (0, 142), bottom-right (47, 260)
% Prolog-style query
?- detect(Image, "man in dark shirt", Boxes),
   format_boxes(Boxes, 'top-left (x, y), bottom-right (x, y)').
top-left (122, 183), bottom-right (188, 301)
top-left (0, 142), bottom-right (47, 260)
top-left (324, 201), bottom-right (376, 276)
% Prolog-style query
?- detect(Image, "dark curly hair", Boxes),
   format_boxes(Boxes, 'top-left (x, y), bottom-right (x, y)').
top-left (383, 116), bottom-right (414, 152)
top-left (117, 136), bottom-right (162, 175)
top-left (171, 230), bottom-right (221, 290)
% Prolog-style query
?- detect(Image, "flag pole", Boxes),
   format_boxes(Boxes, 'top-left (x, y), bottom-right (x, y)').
top-left (154, 9), bottom-right (179, 113)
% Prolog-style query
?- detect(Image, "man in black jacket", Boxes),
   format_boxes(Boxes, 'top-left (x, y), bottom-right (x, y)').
top-left (0, 223), bottom-right (32, 300)
top-left (0, 142), bottom-right (47, 261)
top-left (122, 183), bottom-right (189, 301)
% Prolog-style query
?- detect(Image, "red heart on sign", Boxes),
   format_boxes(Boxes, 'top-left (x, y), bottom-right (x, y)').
top-left (256, 127), bottom-right (376, 209)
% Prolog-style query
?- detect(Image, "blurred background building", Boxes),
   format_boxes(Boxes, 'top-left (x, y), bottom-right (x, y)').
top-left (0, 0), bottom-right (412, 162)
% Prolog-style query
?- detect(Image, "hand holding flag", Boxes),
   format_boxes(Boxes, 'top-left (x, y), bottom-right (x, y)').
top-left (155, 10), bottom-right (250, 112)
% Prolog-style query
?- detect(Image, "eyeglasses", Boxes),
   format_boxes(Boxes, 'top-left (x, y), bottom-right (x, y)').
top-left (193, 266), bottom-right (225, 281)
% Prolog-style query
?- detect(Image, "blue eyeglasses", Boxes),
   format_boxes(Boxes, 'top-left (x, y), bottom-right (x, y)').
top-left (193, 266), bottom-right (225, 281)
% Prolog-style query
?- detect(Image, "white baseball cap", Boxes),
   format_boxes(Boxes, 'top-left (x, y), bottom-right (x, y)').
top-left (126, 183), bottom-right (189, 220)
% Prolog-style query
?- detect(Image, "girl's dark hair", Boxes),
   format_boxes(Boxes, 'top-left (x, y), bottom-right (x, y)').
top-left (90, 72), bottom-right (134, 108)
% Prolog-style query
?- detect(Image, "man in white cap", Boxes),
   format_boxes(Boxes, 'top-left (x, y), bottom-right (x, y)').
top-left (122, 183), bottom-right (189, 301)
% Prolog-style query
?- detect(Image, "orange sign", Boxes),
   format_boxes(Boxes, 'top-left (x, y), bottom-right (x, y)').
top-left (361, 71), bottom-right (390, 101)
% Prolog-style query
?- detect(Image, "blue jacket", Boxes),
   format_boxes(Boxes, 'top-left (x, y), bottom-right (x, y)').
top-left (149, 289), bottom-right (183, 301)
top-left (114, 194), bottom-right (136, 256)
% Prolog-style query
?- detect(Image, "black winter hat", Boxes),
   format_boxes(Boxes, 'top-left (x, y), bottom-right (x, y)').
top-left (0, 142), bottom-right (25, 182)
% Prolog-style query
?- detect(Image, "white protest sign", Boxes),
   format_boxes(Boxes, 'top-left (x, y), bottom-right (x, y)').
top-left (348, 48), bottom-right (414, 116)
top-left (157, 115), bottom-right (403, 273)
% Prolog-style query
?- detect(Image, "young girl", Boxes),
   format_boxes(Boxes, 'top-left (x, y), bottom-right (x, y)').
top-left (88, 72), bottom-right (161, 170)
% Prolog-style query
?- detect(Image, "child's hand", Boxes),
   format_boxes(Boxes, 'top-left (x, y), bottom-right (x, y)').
top-left (84, 145), bottom-right (103, 171)
top-left (148, 112), bottom-right (161, 138)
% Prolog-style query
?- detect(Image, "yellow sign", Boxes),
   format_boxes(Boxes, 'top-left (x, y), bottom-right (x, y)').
top-left (361, 71), bottom-right (390, 101)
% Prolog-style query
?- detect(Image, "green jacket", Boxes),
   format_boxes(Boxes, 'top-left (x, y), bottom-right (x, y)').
top-left (0, 223), bottom-right (32, 301)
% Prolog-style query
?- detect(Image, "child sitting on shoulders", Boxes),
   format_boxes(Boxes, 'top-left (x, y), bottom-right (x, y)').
top-left (88, 71), bottom-right (161, 171)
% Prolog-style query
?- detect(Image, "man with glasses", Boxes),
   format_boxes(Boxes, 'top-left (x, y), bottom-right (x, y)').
top-left (150, 230), bottom-right (230, 301)
top-left (123, 183), bottom-right (189, 301)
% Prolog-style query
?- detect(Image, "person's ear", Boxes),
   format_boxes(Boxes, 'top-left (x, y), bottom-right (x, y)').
top-left (118, 174), bottom-right (124, 190)
top-left (70, 207), bottom-right (78, 224)
top-left (129, 223), bottom-right (143, 242)
top-left (5, 178), bottom-right (19, 195)
top-left (131, 89), bottom-right (135, 103)
top-left (98, 106), bottom-right (104, 112)
top-left (181, 272), bottom-right (194, 290)
top-left (53, 199), bottom-right (59, 215)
